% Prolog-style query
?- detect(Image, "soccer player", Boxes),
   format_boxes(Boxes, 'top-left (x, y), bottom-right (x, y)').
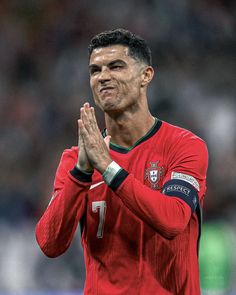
top-left (36, 29), bottom-right (208, 294)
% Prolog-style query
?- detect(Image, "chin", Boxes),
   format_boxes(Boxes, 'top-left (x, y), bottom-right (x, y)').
top-left (102, 103), bottom-right (117, 111)
top-left (97, 96), bottom-right (118, 110)
top-left (95, 95), bottom-right (125, 114)
top-left (97, 102), bottom-right (120, 114)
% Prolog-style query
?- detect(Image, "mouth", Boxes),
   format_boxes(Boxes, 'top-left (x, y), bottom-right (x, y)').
top-left (99, 86), bottom-right (115, 93)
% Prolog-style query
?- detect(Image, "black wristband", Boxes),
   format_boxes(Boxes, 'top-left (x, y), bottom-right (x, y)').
top-left (70, 166), bottom-right (93, 183)
top-left (109, 169), bottom-right (129, 191)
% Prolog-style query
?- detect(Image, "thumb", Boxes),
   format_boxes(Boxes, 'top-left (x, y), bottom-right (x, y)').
top-left (104, 135), bottom-right (111, 149)
top-left (78, 119), bottom-right (85, 148)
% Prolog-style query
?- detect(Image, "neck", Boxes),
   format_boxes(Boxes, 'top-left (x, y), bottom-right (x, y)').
top-left (104, 107), bottom-right (155, 148)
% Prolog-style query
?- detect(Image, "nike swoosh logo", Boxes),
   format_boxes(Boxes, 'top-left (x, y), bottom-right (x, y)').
top-left (89, 181), bottom-right (105, 190)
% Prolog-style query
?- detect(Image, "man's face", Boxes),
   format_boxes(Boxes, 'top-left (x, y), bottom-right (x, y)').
top-left (89, 45), bottom-right (145, 113)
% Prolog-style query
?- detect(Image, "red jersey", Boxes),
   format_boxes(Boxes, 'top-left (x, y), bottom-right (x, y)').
top-left (36, 119), bottom-right (208, 295)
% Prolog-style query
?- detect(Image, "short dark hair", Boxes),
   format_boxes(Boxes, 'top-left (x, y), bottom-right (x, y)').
top-left (88, 28), bottom-right (152, 65)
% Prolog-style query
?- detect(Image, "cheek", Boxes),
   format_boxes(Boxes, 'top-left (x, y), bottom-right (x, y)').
top-left (90, 79), bottom-right (95, 91)
top-left (90, 79), bottom-right (99, 97)
top-left (126, 72), bottom-right (141, 86)
top-left (123, 77), bottom-right (140, 94)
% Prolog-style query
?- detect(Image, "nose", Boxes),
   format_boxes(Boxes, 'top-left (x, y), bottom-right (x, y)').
top-left (98, 67), bottom-right (111, 83)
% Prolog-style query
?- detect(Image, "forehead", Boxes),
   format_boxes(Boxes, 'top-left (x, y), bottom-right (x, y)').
top-left (89, 45), bottom-right (135, 65)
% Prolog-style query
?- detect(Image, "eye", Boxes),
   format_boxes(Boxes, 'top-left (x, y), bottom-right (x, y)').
top-left (90, 67), bottom-right (100, 75)
top-left (110, 65), bottom-right (123, 70)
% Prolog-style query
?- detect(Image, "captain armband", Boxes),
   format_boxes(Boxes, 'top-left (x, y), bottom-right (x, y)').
top-left (102, 161), bottom-right (128, 191)
top-left (162, 179), bottom-right (199, 212)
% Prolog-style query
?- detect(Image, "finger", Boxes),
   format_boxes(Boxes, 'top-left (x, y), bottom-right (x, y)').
top-left (82, 105), bottom-right (98, 132)
top-left (104, 135), bottom-right (111, 149)
top-left (91, 107), bottom-right (99, 127)
top-left (84, 102), bottom-right (90, 109)
top-left (83, 102), bottom-right (91, 118)
top-left (84, 104), bottom-right (95, 123)
top-left (81, 105), bottom-right (90, 124)
top-left (78, 118), bottom-right (87, 137)
top-left (80, 107), bottom-right (90, 130)
top-left (80, 106), bottom-right (84, 120)
top-left (88, 106), bottom-right (99, 133)
top-left (78, 119), bottom-right (84, 148)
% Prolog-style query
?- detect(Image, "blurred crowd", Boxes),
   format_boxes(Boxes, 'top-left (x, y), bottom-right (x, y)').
top-left (0, 0), bottom-right (235, 293)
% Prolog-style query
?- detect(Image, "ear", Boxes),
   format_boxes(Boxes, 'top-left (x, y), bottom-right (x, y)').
top-left (141, 66), bottom-right (154, 87)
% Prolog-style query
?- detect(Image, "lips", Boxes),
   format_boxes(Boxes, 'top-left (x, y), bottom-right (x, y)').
top-left (100, 86), bottom-right (115, 93)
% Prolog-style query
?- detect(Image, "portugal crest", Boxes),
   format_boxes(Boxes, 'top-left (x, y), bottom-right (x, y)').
top-left (145, 161), bottom-right (164, 190)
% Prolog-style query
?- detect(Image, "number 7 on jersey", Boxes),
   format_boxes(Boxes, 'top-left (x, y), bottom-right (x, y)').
top-left (92, 201), bottom-right (107, 238)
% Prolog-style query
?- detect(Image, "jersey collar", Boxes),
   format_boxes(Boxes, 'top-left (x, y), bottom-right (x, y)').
top-left (102, 118), bottom-right (162, 154)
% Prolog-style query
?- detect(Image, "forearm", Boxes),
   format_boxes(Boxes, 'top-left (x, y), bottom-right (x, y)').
top-left (102, 163), bottom-right (192, 239)
top-left (36, 169), bottom-right (90, 257)
top-left (115, 174), bottom-right (191, 238)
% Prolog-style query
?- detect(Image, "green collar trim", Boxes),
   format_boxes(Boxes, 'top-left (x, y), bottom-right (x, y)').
top-left (103, 118), bottom-right (162, 154)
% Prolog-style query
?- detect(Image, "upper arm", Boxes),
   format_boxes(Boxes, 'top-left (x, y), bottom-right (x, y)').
top-left (162, 134), bottom-right (208, 211)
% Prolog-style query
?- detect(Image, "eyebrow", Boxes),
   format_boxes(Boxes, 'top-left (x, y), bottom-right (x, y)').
top-left (109, 59), bottom-right (127, 66)
top-left (89, 59), bottom-right (127, 69)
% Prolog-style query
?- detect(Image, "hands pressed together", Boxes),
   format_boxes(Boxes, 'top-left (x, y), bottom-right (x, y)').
top-left (76, 102), bottom-right (112, 174)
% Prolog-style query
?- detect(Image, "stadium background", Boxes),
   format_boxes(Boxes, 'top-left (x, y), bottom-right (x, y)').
top-left (0, 0), bottom-right (235, 294)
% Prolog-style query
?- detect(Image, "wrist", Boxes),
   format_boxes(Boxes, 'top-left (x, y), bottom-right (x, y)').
top-left (70, 165), bottom-right (93, 183)
top-left (102, 161), bottom-right (122, 185)
top-left (94, 158), bottom-right (112, 174)
top-left (76, 163), bottom-right (94, 174)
